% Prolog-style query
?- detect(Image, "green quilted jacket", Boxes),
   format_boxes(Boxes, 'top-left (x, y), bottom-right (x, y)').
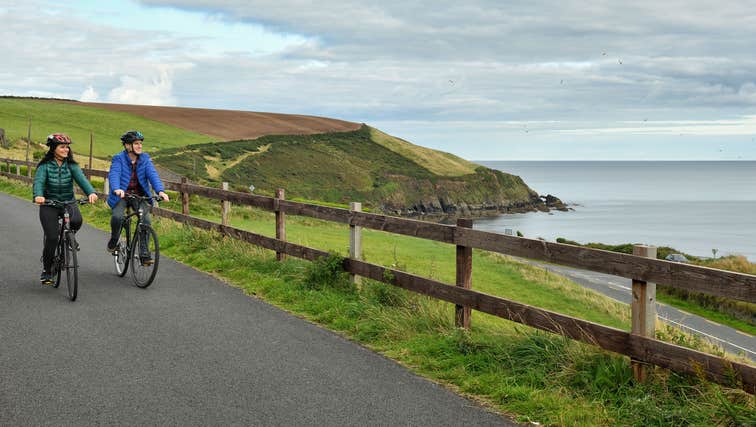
top-left (33, 159), bottom-right (96, 202)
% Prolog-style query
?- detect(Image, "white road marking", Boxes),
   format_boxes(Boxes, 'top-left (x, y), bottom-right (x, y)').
top-left (659, 315), bottom-right (756, 358)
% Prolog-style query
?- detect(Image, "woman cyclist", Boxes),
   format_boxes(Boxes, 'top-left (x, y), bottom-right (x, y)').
top-left (33, 133), bottom-right (98, 284)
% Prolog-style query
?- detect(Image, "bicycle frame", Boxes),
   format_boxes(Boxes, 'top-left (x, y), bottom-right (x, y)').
top-left (113, 194), bottom-right (160, 288)
top-left (116, 195), bottom-right (154, 253)
top-left (44, 198), bottom-right (88, 301)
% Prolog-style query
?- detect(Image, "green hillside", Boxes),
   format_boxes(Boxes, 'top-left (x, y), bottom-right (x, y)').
top-left (0, 98), bottom-right (560, 215)
top-left (153, 125), bottom-right (548, 215)
top-left (368, 127), bottom-right (478, 176)
top-left (0, 98), bottom-right (213, 157)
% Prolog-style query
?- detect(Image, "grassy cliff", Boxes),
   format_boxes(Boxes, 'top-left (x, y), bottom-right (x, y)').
top-left (153, 125), bottom-right (559, 216)
top-left (0, 97), bottom-right (563, 216)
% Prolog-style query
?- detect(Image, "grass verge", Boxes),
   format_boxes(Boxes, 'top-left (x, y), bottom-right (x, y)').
top-left (2, 176), bottom-right (753, 426)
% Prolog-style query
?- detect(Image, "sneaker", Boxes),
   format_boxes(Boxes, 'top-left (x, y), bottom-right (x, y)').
top-left (40, 271), bottom-right (54, 285)
top-left (140, 255), bottom-right (154, 266)
top-left (107, 239), bottom-right (118, 254)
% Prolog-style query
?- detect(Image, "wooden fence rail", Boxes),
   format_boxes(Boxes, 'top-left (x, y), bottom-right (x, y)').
top-left (2, 157), bottom-right (754, 393)
top-left (157, 175), bottom-right (756, 304)
top-left (150, 206), bottom-right (756, 393)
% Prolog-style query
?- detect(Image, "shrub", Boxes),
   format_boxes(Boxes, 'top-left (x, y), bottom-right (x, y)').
top-left (365, 279), bottom-right (410, 307)
top-left (301, 252), bottom-right (355, 293)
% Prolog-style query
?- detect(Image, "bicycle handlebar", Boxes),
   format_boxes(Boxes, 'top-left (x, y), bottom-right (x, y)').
top-left (42, 198), bottom-right (90, 208)
top-left (122, 193), bottom-right (164, 203)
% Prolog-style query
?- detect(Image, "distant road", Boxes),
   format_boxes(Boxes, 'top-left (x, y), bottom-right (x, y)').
top-left (523, 260), bottom-right (756, 362)
top-left (0, 192), bottom-right (513, 426)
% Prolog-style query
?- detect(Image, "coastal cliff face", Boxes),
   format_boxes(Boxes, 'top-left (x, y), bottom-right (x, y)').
top-left (378, 167), bottom-right (567, 217)
top-left (153, 126), bottom-right (566, 217)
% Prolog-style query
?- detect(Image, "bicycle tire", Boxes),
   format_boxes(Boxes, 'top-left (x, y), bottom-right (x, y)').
top-left (64, 233), bottom-right (78, 301)
top-left (114, 221), bottom-right (130, 277)
top-left (130, 224), bottom-right (159, 288)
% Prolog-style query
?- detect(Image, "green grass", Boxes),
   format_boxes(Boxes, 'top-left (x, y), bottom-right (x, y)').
top-left (557, 237), bottom-right (756, 335)
top-left (2, 176), bottom-right (753, 426)
top-left (368, 126), bottom-right (479, 176)
top-left (657, 292), bottom-right (756, 336)
top-left (154, 125), bottom-right (537, 212)
top-left (0, 98), bottom-right (214, 157)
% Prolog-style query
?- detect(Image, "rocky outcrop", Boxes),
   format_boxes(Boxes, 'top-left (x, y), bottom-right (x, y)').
top-left (383, 193), bottom-right (567, 218)
top-left (377, 167), bottom-right (567, 218)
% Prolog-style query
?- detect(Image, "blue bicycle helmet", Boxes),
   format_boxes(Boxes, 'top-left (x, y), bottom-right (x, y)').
top-left (120, 130), bottom-right (144, 144)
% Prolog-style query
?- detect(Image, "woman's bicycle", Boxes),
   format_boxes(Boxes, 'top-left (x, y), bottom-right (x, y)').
top-left (112, 194), bottom-right (160, 288)
top-left (44, 198), bottom-right (89, 301)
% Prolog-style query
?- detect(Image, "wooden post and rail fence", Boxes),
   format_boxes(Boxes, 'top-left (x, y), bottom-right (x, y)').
top-left (1, 157), bottom-right (755, 393)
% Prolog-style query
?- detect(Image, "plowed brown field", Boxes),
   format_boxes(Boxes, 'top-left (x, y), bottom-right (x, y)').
top-left (58, 101), bottom-right (362, 141)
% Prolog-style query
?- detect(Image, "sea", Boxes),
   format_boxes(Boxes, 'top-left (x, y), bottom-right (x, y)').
top-left (474, 161), bottom-right (756, 262)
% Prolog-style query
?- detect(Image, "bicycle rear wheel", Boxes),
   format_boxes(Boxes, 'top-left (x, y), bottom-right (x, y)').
top-left (64, 233), bottom-right (78, 301)
top-left (130, 224), bottom-right (159, 288)
top-left (114, 222), bottom-right (130, 277)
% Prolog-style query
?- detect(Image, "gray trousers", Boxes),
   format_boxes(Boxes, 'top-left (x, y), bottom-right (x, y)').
top-left (110, 198), bottom-right (152, 244)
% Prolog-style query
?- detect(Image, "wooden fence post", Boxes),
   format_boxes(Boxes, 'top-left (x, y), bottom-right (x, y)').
top-left (456, 218), bottom-right (473, 329)
top-left (15, 163), bottom-right (20, 175)
top-left (181, 177), bottom-right (190, 215)
top-left (103, 175), bottom-right (110, 196)
top-left (221, 182), bottom-right (230, 227)
top-left (25, 117), bottom-right (31, 177)
top-left (631, 244), bottom-right (657, 383)
top-left (349, 202), bottom-right (362, 284)
top-left (275, 188), bottom-right (286, 261)
top-left (88, 131), bottom-right (94, 180)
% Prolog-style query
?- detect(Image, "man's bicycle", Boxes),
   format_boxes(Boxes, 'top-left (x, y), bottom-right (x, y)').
top-left (112, 194), bottom-right (160, 288)
top-left (44, 198), bottom-right (89, 301)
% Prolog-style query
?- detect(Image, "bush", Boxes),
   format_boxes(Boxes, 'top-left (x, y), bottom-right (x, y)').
top-left (301, 252), bottom-right (355, 293)
top-left (365, 279), bottom-right (410, 307)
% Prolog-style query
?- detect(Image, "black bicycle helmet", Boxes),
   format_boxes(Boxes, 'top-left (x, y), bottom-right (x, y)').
top-left (46, 133), bottom-right (72, 147)
top-left (120, 130), bottom-right (144, 144)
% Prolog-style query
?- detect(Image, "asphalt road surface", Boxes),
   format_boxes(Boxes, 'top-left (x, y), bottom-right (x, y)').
top-left (523, 260), bottom-right (755, 362)
top-left (0, 192), bottom-right (514, 426)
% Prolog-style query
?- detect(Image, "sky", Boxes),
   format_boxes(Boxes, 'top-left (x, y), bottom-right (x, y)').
top-left (2, 0), bottom-right (756, 160)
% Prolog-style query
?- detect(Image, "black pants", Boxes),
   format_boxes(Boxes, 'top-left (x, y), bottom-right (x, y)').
top-left (39, 204), bottom-right (82, 272)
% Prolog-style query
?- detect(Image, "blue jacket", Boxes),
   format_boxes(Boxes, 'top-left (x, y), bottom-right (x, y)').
top-left (107, 150), bottom-right (165, 208)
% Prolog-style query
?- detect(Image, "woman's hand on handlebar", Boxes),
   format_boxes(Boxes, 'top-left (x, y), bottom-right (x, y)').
top-left (115, 189), bottom-right (125, 198)
top-left (158, 191), bottom-right (170, 202)
top-left (88, 193), bottom-right (99, 204)
top-left (34, 196), bottom-right (45, 205)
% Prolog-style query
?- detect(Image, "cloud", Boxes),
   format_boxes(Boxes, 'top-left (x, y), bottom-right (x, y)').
top-left (107, 65), bottom-right (191, 106)
top-left (2, 0), bottom-right (756, 159)
top-left (80, 85), bottom-right (99, 102)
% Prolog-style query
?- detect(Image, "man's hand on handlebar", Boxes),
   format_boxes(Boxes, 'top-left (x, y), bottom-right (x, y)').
top-left (157, 191), bottom-right (169, 202)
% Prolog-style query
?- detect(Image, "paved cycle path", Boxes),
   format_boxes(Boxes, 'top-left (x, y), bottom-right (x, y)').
top-left (0, 192), bottom-right (513, 426)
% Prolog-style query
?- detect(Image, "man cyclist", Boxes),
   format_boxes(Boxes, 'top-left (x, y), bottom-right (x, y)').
top-left (106, 130), bottom-right (169, 265)
top-left (33, 133), bottom-right (99, 284)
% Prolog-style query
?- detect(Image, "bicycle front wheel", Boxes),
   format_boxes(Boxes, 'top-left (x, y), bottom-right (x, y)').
top-left (130, 225), bottom-right (159, 288)
top-left (64, 233), bottom-right (78, 301)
